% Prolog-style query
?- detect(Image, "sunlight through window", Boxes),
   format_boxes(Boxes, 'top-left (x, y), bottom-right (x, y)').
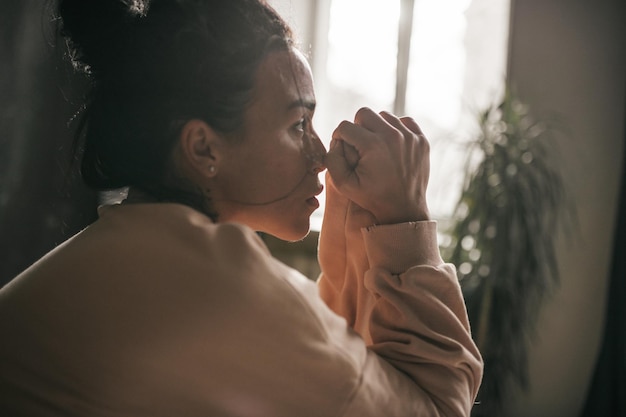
top-left (327, 0), bottom-right (400, 110)
top-left (407, 0), bottom-right (470, 131)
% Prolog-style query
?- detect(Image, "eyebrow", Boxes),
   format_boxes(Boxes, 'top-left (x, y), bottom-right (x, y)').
top-left (287, 99), bottom-right (316, 112)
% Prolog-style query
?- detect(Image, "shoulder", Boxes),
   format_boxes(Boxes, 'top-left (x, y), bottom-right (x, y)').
top-left (97, 202), bottom-right (271, 259)
top-left (7, 203), bottom-right (275, 296)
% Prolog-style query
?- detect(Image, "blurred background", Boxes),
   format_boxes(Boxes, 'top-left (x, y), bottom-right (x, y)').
top-left (1, 0), bottom-right (624, 416)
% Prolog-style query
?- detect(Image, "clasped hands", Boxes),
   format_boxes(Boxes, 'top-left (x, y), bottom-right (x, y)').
top-left (324, 107), bottom-right (431, 225)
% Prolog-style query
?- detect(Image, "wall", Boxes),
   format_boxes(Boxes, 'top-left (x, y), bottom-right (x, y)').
top-left (505, 0), bottom-right (625, 416)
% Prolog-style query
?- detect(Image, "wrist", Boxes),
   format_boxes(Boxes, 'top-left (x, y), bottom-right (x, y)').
top-left (373, 203), bottom-right (430, 225)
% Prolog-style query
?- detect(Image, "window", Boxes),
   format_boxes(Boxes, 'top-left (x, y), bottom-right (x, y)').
top-left (271, 0), bottom-right (510, 229)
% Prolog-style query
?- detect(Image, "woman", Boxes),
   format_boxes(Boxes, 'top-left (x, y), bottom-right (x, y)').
top-left (0, 0), bottom-right (482, 416)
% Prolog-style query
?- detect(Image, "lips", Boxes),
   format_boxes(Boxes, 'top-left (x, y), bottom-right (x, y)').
top-left (306, 196), bottom-right (320, 208)
top-left (306, 184), bottom-right (324, 208)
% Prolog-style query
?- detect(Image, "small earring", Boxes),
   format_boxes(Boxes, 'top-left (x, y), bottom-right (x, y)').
top-left (209, 166), bottom-right (216, 174)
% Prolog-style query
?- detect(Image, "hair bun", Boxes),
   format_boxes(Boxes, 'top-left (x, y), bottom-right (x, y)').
top-left (57, 0), bottom-right (149, 77)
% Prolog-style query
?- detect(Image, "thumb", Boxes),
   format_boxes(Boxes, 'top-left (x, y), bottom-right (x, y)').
top-left (324, 139), bottom-right (359, 188)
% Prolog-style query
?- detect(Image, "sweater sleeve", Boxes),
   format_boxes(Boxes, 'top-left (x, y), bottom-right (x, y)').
top-left (317, 174), bottom-right (483, 416)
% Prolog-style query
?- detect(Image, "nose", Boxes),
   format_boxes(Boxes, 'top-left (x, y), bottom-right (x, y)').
top-left (305, 132), bottom-right (327, 174)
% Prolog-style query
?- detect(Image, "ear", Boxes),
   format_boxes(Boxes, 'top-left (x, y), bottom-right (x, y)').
top-left (176, 119), bottom-right (223, 180)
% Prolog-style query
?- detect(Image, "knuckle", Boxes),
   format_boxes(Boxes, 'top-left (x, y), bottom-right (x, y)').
top-left (354, 107), bottom-right (373, 122)
top-left (386, 127), bottom-right (404, 143)
top-left (333, 120), bottom-right (351, 136)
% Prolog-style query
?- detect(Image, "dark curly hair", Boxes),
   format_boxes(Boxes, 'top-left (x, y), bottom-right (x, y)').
top-left (55, 0), bottom-right (294, 218)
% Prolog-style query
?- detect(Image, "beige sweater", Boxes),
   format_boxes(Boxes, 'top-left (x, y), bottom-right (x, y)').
top-left (0, 181), bottom-right (482, 416)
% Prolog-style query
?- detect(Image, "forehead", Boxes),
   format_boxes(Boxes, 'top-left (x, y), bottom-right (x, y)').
top-left (249, 48), bottom-right (315, 110)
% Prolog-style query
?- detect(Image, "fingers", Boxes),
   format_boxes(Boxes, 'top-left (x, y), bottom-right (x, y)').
top-left (326, 109), bottom-right (389, 188)
top-left (332, 108), bottom-right (428, 150)
top-left (352, 108), bottom-right (425, 143)
top-left (324, 138), bottom-right (356, 185)
top-left (326, 107), bottom-right (432, 224)
top-left (354, 107), bottom-right (391, 132)
top-left (379, 111), bottom-right (428, 143)
top-left (331, 118), bottom-right (375, 152)
top-left (398, 115), bottom-right (425, 137)
top-left (339, 140), bottom-right (360, 170)
top-left (378, 111), bottom-right (430, 156)
top-left (327, 109), bottom-right (426, 171)
top-left (378, 111), bottom-right (409, 133)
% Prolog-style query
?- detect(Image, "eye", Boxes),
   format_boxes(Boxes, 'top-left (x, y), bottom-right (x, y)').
top-left (293, 117), bottom-right (307, 133)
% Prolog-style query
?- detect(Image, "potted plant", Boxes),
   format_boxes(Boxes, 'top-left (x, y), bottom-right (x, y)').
top-left (441, 91), bottom-right (575, 416)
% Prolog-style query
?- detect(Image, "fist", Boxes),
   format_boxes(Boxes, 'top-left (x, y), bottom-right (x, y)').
top-left (324, 108), bottom-right (431, 225)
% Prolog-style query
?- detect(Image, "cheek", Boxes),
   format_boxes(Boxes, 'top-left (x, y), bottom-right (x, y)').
top-left (232, 147), bottom-right (306, 197)
top-left (261, 136), bottom-right (308, 175)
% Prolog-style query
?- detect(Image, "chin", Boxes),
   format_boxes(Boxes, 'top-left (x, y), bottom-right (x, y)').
top-left (267, 219), bottom-right (311, 242)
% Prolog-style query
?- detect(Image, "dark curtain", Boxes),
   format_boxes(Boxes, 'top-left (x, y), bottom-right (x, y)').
top-left (581, 94), bottom-right (626, 415)
top-left (0, 0), bottom-right (97, 286)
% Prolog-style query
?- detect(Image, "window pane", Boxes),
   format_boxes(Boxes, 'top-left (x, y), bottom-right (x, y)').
top-left (316, 0), bottom-right (400, 144)
top-left (405, 0), bottom-right (510, 218)
top-left (327, 0), bottom-right (400, 110)
top-left (407, 0), bottom-right (469, 132)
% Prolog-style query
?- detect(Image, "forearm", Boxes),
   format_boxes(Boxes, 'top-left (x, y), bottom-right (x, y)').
top-left (317, 173), bottom-right (376, 341)
top-left (318, 207), bottom-right (483, 415)
top-left (365, 222), bottom-right (482, 415)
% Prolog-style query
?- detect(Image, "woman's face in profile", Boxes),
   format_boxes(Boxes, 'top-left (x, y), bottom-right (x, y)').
top-left (212, 48), bottom-right (326, 241)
